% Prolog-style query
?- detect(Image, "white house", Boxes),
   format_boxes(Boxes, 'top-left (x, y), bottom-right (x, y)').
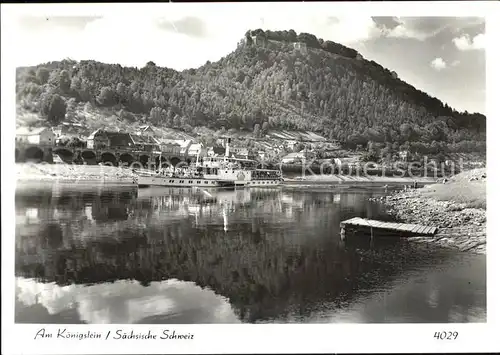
top-left (16, 127), bottom-right (56, 145)
top-left (229, 147), bottom-right (250, 159)
top-left (281, 152), bottom-right (305, 164)
top-left (399, 150), bottom-right (409, 161)
top-left (187, 143), bottom-right (204, 157)
top-left (285, 140), bottom-right (299, 150)
top-left (281, 151), bottom-right (314, 164)
top-left (175, 139), bottom-right (193, 155)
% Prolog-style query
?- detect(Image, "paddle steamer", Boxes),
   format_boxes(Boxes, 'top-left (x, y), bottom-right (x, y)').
top-left (134, 140), bottom-right (283, 188)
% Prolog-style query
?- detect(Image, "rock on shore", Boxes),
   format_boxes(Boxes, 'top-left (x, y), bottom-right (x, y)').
top-left (377, 172), bottom-right (486, 254)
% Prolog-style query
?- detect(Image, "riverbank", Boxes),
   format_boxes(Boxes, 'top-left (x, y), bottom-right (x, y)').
top-left (376, 168), bottom-right (486, 254)
top-left (16, 163), bottom-right (439, 187)
top-left (284, 174), bottom-right (436, 185)
top-left (15, 163), bottom-right (136, 184)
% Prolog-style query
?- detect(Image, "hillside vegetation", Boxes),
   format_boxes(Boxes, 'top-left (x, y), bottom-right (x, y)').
top-left (16, 29), bottom-right (486, 156)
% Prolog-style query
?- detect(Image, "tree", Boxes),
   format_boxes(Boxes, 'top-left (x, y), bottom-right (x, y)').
top-left (380, 145), bottom-right (392, 163)
top-left (59, 70), bottom-right (71, 93)
top-left (97, 86), bottom-right (116, 106)
top-left (360, 150), bottom-right (380, 163)
top-left (294, 142), bottom-right (305, 152)
top-left (66, 98), bottom-right (77, 121)
top-left (253, 123), bottom-right (261, 137)
top-left (36, 68), bottom-right (50, 85)
top-left (116, 83), bottom-right (127, 104)
top-left (262, 121), bottom-right (269, 134)
top-left (70, 77), bottom-right (81, 93)
top-left (288, 29), bottom-right (298, 42)
top-left (118, 109), bottom-right (134, 122)
top-left (173, 115), bottom-right (182, 128)
top-left (43, 94), bottom-right (66, 124)
top-left (150, 107), bottom-right (164, 124)
top-left (13, 30), bottom-right (485, 156)
top-left (200, 134), bottom-right (215, 147)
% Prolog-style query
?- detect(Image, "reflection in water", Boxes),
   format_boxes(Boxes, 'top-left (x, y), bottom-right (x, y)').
top-left (15, 278), bottom-right (239, 324)
top-left (15, 182), bottom-right (486, 323)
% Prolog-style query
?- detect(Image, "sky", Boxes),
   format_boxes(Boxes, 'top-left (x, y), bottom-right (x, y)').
top-left (10, 4), bottom-right (486, 114)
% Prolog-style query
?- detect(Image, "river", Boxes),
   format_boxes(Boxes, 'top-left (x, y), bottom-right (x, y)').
top-left (14, 181), bottom-right (486, 324)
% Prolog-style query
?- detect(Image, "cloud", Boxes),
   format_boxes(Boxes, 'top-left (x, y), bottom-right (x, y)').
top-left (385, 17), bottom-right (442, 41)
top-left (18, 16), bottom-right (101, 31)
top-left (382, 17), bottom-right (485, 41)
top-left (13, 5), bottom-right (384, 69)
top-left (16, 277), bottom-right (240, 323)
top-left (156, 16), bottom-right (208, 38)
top-left (308, 16), bottom-right (383, 44)
top-left (430, 57), bottom-right (447, 71)
top-left (452, 33), bottom-right (485, 51)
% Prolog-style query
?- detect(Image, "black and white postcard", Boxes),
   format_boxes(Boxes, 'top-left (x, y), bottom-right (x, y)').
top-left (1, 1), bottom-right (498, 354)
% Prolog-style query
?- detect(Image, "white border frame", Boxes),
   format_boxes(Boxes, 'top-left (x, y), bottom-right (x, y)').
top-left (2, 2), bottom-right (499, 354)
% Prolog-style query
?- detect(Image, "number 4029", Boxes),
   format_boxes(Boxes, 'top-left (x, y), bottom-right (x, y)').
top-left (434, 331), bottom-right (458, 340)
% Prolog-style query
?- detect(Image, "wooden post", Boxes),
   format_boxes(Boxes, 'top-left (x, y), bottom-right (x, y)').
top-left (370, 226), bottom-right (374, 248)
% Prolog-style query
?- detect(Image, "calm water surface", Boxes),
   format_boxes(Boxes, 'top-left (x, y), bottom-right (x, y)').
top-left (15, 181), bottom-right (486, 323)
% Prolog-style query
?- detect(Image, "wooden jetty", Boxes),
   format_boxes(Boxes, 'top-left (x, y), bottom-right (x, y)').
top-left (340, 217), bottom-right (438, 241)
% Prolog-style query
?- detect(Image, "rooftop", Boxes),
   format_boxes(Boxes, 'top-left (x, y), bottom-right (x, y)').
top-left (130, 134), bottom-right (159, 145)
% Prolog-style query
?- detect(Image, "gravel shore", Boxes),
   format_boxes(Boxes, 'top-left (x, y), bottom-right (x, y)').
top-left (15, 163), bottom-right (136, 184)
top-left (285, 175), bottom-right (436, 184)
top-left (374, 169), bottom-right (486, 254)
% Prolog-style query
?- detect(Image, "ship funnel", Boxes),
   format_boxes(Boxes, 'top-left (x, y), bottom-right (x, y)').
top-left (225, 138), bottom-right (231, 157)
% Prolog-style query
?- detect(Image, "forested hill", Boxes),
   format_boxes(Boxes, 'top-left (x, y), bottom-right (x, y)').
top-left (16, 28), bottom-right (486, 153)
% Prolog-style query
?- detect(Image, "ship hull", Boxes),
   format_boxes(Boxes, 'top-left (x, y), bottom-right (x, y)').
top-left (235, 179), bottom-right (283, 188)
top-left (136, 175), bottom-right (235, 189)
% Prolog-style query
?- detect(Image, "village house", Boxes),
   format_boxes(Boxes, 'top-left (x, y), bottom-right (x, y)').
top-left (87, 129), bottom-right (107, 149)
top-left (156, 138), bottom-right (182, 155)
top-left (207, 145), bottom-right (226, 157)
top-left (285, 140), bottom-right (299, 150)
top-left (333, 158), bottom-right (342, 167)
top-left (52, 123), bottom-right (89, 145)
top-left (281, 151), bottom-right (314, 164)
top-left (187, 143), bottom-right (205, 158)
top-left (175, 139), bottom-right (193, 155)
top-left (136, 125), bottom-right (156, 137)
top-left (16, 127), bottom-right (56, 145)
top-left (87, 130), bottom-right (134, 149)
top-left (130, 134), bottom-right (160, 152)
top-left (52, 122), bottom-right (85, 136)
top-left (229, 147), bottom-right (250, 159)
top-left (106, 132), bottom-right (135, 149)
top-left (399, 150), bottom-right (409, 161)
top-left (216, 137), bottom-right (228, 146)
